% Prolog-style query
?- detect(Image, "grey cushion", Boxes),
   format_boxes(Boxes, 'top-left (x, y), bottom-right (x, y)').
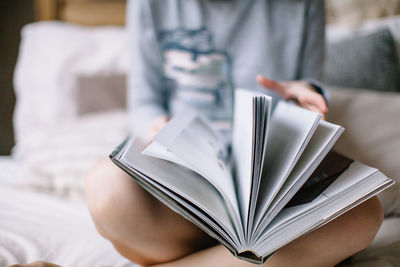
top-left (323, 28), bottom-right (400, 92)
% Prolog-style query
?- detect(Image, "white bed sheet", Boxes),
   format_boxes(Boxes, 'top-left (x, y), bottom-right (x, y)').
top-left (0, 156), bottom-right (18, 187)
top-left (0, 157), bottom-right (139, 267)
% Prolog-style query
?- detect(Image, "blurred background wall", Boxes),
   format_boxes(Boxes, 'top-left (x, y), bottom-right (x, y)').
top-left (0, 1), bottom-right (34, 155)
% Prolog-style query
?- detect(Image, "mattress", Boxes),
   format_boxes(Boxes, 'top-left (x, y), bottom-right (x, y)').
top-left (0, 156), bottom-right (138, 267)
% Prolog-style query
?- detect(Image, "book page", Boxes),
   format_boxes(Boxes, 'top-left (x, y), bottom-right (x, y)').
top-left (262, 162), bottom-right (382, 236)
top-left (248, 94), bottom-right (272, 236)
top-left (254, 102), bottom-right (321, 227)
top-left (253, 162), bottom-right (393, 257)
top-left (144, 111), bottom-right (240, 222)
top-left (251, 120), bottom-right (343, 238)
top-left (232, 89), bottom-right (272, 232)
top-left (143, 141), bottom-right (192, 169)
top-left (120, 138), bottom-right (242, 245)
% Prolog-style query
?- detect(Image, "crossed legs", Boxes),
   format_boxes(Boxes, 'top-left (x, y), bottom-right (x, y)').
top-left (85, 158), bottom-right (383, 267)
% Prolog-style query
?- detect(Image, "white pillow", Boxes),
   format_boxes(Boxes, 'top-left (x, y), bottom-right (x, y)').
top-left (13, 21), bottom-right (128, 158)
top-left (14, 111), bottom-right (129, 200)
top-left (327, 88), bottom-right (400, 217)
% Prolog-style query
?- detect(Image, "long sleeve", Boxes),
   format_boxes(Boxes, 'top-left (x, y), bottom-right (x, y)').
top-left (297, 0), bottom-right (325, 81)
top-left (127, 0), bottom-right (168, 141)
top-left (298, 0), bottom-right (328, 102)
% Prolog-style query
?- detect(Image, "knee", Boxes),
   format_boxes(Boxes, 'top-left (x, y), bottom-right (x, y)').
top-left (352, 196), bottom-right (384, 251)
top-left (85, 158), bottom-right (138, 237)
top-left (85, 158), bottom-right (118, 235)
top-left (84, 158), bottom-right (200, 266)
top-left (84, 158), bottom-right (163, 238)
top-left (364, 196), bottom-right (384, 243)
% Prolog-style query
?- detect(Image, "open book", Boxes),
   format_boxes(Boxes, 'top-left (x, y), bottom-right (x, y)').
top-left (110, 89), bottom-right (394, 264)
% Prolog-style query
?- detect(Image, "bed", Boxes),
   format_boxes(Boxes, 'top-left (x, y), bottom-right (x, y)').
top-left (0, 1), bottom-right (135, 266)
top-left (1, 0), bottom-right (400, 266)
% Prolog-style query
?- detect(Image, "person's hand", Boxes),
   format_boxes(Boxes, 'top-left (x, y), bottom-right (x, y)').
top-left (257, 75), bottom-right (328, 116)
top-left (147, 115), bottom-right (170, 142)
top-left (9, 261), bottom-right (62, 267)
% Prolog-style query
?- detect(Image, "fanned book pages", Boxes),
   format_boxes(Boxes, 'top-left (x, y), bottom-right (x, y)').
top-left (110, 89), bottom-right (394, 264)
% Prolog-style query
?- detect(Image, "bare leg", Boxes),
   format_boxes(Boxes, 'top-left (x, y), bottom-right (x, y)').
top-left (85, 159), bottom-right (383, 267)
top-left (85, 159), bottom-right (217, 266)
top-left (151, 195), bottom-right (383, 267)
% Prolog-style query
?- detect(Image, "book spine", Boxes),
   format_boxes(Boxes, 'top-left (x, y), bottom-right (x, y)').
top-left (109, 137), bottom-right (130, 159)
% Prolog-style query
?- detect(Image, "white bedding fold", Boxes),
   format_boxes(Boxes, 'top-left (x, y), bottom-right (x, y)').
top-left (0, 185), bottom-right (138, 267)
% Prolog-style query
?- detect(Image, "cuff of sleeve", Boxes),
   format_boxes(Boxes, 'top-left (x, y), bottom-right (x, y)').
top-left (304, 79), bottom-right (329, 105)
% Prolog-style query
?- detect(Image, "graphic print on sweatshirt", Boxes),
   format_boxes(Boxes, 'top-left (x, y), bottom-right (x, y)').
top-left (158, 27), bottom-right (233, 131)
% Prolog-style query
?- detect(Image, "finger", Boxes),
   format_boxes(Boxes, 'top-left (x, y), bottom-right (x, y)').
top-left (256, 75), bottom-right (287, 97)
top-left (303, 101), bottom-right (329, 118)
top-left (311, 93), bottom-right (328, 114)
top-left (297, 92), bottom-right (328, 114)
top-left (147, 116), bottom-right (170, 143)
top-left (305, 94), bottom-right (328, 114)
top-left (303, 103), bottom-right (321, 113)
top-left (155, 117), bottom-right (169, 131)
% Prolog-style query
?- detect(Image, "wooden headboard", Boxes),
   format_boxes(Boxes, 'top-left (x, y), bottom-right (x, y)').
top-left (35, 0), bottom-right (400, 26)
top-left (35, 0), bottom-right (127, 26)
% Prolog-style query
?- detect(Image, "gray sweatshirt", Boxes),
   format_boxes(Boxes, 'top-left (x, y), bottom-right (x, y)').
top-left (127, 0), bottom-right (325, 141)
